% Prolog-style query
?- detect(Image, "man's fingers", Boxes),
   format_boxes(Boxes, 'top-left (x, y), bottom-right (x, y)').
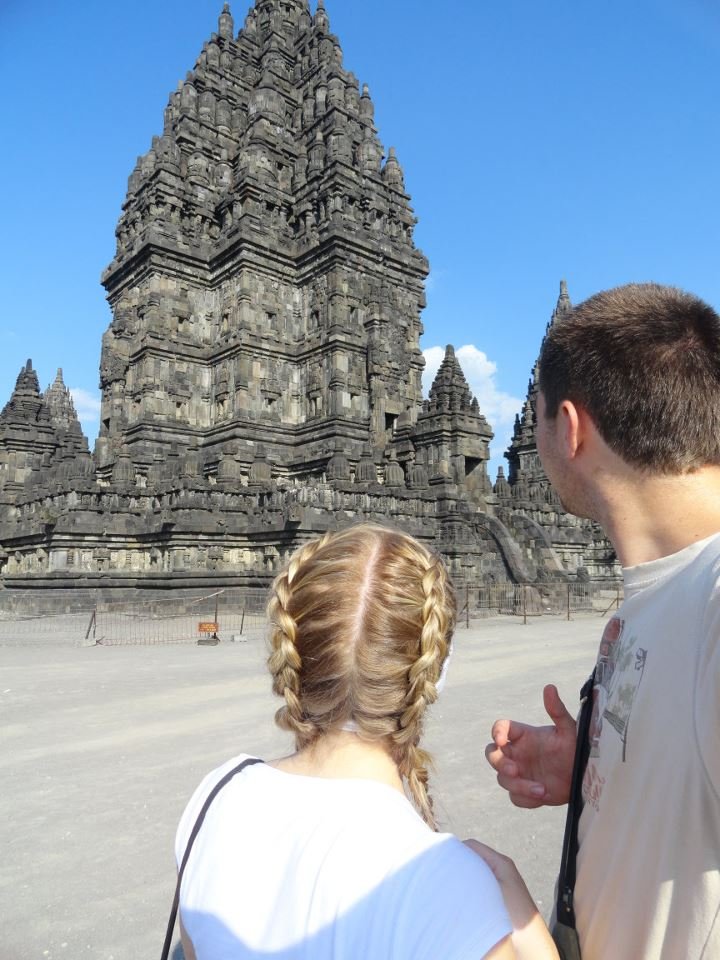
top-left (485, 742), bottom-right (517, 776)
top-left (496, 771), bottom-right (547, 802)
top-left (491, 717), bottom-right (534, 750)
top-left (543, 684), bottom-right (577, 733)
top-left (509, 794), bottom-right (546, 810)
top-left (490, 718), bottom-right (512, 747)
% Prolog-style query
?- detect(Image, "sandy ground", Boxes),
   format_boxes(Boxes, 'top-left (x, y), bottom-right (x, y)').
top-left (0, 613), bottom-right (605, 960)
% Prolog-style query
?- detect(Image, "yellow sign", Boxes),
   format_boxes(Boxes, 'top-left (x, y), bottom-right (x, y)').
top-left (198, 622), bottom-right (219, 634)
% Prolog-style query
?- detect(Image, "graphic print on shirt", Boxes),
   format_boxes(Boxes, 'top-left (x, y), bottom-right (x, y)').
top-left (583, 615), bottom-right (648, 811)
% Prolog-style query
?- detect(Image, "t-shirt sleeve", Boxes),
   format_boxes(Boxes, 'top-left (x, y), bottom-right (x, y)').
top-left (400, 837), bottom-right (512, 960)
top-left (697, 569), bottom-right (720, 794)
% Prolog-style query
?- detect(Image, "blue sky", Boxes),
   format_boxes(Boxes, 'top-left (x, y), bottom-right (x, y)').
top-left (1, 0), bottom-right (718, 477)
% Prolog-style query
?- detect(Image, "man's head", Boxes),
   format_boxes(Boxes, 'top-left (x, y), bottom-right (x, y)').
top-left (538, 283), bottom-right (720, 481)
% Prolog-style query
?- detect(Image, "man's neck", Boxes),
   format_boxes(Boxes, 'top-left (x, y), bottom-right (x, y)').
top-left (592, 466), bottom-right (720, 567)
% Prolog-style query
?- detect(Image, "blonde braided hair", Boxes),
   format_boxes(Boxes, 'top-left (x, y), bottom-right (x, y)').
top-left (266, 524), bottom-right (456, 829)
top-left (391, 553), bottom-right (454, 827)
top-left (267, 533), bottom-right (333, 743)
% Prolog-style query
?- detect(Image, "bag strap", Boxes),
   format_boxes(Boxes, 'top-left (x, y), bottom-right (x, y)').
top-left (556, 669), bottom-right (596, 930)
top-left (161, 757), bottom-right (264, 960)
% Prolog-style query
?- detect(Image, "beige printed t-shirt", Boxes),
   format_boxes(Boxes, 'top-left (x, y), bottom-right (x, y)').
top-left (575, 533), bottom-right (720, 960)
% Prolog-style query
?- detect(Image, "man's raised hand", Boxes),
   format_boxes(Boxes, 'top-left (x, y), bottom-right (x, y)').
top-left (484, 685), bottom-right (577, 808)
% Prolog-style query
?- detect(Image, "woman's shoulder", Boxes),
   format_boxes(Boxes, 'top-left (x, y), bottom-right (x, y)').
top-left (175, 753), bottom-right (262, 865)
top-left (421, 832), bottom-right (506, 893)
top-left (190, 753), bottom-right (263, 804)
top-left (385, 836), bottom-right (512, 959)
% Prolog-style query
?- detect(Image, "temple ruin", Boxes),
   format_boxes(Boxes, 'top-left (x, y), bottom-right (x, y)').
top-left (0, 0), bottom-right (618, 609)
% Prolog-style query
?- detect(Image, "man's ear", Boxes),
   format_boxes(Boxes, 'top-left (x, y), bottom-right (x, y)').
top-left (557, 399), bottom-right (583, 460)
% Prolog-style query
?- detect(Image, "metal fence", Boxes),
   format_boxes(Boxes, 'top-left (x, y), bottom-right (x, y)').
top-left (0, 590), bottom-right (269, 646)
top-left (457, 581), bottom-right (623, 626)
top-left (0, 582), bottom-right (624, 646)
top-left (0, 611), bottom-right (98, 646)
top-left (88, 590), bottom-right (268, 646)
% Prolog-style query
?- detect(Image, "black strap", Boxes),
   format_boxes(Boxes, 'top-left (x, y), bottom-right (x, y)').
top-left (161, 757), bottom-right (264, 960)
top-left (556, 669), bottom-right (596, 929)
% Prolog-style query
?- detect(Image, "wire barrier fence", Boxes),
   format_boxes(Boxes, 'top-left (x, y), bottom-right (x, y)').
top-left (0, 582), bottom-right (623, 646)
top-left (0, 611), bottom-right (98, 647)
top-left (457, 581), bottom-right (624, 628)
top-left (0, 589), bottom-right (269, 647)
top-left (87, 590), bottom-right (269, 646)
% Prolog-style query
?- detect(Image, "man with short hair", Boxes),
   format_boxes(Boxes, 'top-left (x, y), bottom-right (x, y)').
top-left (486, 283), bottom-right (720, 959)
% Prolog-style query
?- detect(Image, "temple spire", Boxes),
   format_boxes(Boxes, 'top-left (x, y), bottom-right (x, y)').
top-left (218, 3), bottom-right (234, 39)
top-left (428, 345), bottom-right (475, 413)
top-left (382, 146), bottom-right (405, 190)
top-left (314, 0), bottom-right (329, 32)
top-left (550, 278), bottom-right (572, 327)
top-left (43, 369), bottom-right (81, 434)
top-left (0, 359), bottom-right (43, 425)
top-left (505, 282), bottom-right (573, 484)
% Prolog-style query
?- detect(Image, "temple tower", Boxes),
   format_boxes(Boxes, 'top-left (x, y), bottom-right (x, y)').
top-left (498, 282), bottom-right (619, 578)
top-left (414, 345), bottom-right (493, 501)
top-left (504, 279), bottom-right (572, 493)
top-left (98, 0), bottom-right (428, 482)
top-left (0, 363), bottom-right (88, 507)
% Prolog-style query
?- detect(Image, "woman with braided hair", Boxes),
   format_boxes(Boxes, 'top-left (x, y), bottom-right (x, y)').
top-left (175, 525), bottom-right (558, 960)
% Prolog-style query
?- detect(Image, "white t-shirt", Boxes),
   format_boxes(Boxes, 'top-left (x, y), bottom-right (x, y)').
top-left (576, 533), bottom-right (720, 960)
top-left (176, 756), bottom-right (511, 960)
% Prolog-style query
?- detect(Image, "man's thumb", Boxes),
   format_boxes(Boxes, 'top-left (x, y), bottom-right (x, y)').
top-left (543, 684), bottom-right (576, 732)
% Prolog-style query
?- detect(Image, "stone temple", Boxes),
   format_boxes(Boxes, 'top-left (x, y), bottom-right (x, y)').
top-left (0, 0), bottom-right (618, 607)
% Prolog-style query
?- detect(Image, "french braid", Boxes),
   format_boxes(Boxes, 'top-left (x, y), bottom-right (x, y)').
top-left (392, 552), bottom-right (455, 830)
top-left (267, 534), bottom-right (332, 747)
